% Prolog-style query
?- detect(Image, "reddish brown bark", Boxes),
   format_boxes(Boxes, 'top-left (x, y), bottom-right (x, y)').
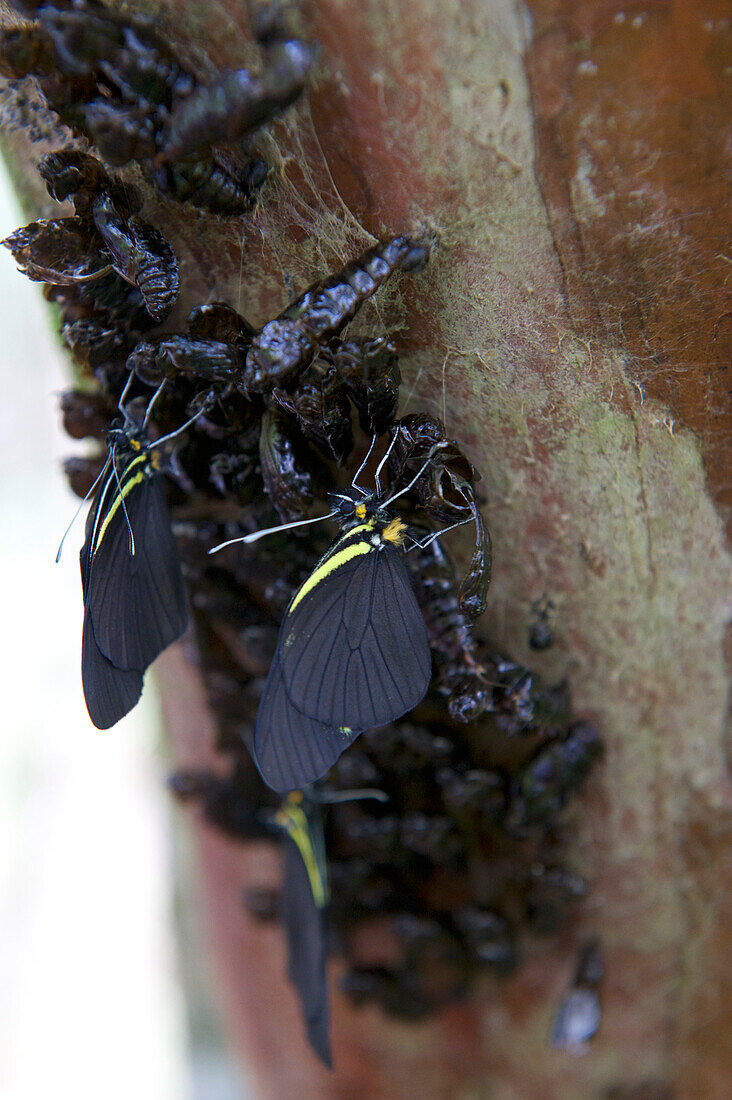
top-left (153, 1), bottom-right (732, 1095)
top-left (525, 0), bottom-right (732, 524)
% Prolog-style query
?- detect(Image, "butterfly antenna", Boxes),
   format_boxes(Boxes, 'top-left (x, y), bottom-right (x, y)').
top-left (111, 445), bottom-right (136, 556)
top-left (117, 372), bottom-right (136, 419)
top-left (381, 442), bottom-right (449, 508)
top-left (55, 453), bottom-right (112, 563)
top-left (351, 432), bottom-right (379, 496)
top-left (150, 403), bottom-right (209, 449)
top-left (208, 510), bottom-right (339, 554)
top-left (373, 429), bottom-right (398, 497)
top-left (141, 378), bottom-right (167, 430)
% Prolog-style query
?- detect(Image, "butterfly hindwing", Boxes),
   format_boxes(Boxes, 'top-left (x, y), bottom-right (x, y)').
top-left (81, 610), bottom-right (144, 730)
top-left (279, 542), bottom-right (431, 728)
top-left (253, 649), bottom-right (361, 793)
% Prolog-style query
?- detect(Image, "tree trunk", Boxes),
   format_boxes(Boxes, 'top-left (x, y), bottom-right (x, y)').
top-left (2, 1), bottom-right (730, 1097)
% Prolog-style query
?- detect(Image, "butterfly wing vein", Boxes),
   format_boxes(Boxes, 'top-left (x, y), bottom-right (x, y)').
top-left (280, 545), bottom-right (431, 727)
top-left (254, 542), bottom-right (431, 792)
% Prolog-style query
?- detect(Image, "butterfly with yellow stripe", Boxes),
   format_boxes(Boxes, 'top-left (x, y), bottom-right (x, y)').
top-left (72, 382), bottom-right (208, 729)
top-left (79, 424), bottom-right (189, 728)
top-left (275, 791), bottom-right (332, 1067)
top-left (209, 434), bottom-right (468, 792)
top-left (252, 497), bottom-right (432, 792)
top-left (272, 785), bottom-right (388, 1068)
top-left (211, 437), bottom-right (462, 793)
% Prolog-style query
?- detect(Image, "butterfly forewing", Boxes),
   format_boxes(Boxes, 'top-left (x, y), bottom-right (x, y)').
top-left (78, 443), bottom-right (189, 730)
top-left (253, 649), bottom-right (361, 793)
top-left (82, 465), bottom-right (188, 670)
top-left (280, 542), bottom-right (431, 728)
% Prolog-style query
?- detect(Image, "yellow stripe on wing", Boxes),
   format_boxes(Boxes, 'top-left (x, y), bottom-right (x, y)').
top-left (93, 454), bottom-right (150, 554)
top-left (277, 803), bottom-right (328, 908)
top-left (288, 522), bottom-right (376, 613)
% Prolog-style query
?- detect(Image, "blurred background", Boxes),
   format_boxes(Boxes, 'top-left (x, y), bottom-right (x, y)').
top-left (0, 161), bottom-right (249, 1100)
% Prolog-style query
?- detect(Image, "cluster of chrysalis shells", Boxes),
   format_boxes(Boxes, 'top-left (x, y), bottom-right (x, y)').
top-left (1, 0), bottom-right (603, 1059)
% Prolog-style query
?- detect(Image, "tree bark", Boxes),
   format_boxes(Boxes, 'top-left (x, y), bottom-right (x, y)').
top-left (2, 1), bottom-right (730, 1097)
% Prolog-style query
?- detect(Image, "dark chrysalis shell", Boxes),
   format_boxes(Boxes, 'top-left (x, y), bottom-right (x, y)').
top-left (388, 413), bottom-right (476, 492)
top-left (454, 492), bottom-right (491, 622)
top-left (187, 301), bottom-right (256, 346)
top-left (259, 406), bottom-right (315, 522)
top-left (128, 335), bottom-right (242, 386)
top-left (525, 863), bottom-right (587, 933)
top-left (154, 155), bottom-right (269, 214)
top-left (158, 40), bottom-right (317, 163)
top-left (0, 24), bottom-right (55, 80)
top-left (436, 766), bottom-right (506, 817)
top-left (62, 316), bottom-right (141, 372)
top-left (244, 237), bottom-right (430, 392)
top-left (63, 453), bottom-right (105, 499)
top-left (453, 908), bottom-right (517, 973)
top-left (92, 194), bottom-right (179, 321)
top-left (2, 217), bottom-right (111, 284)
top-left (505, 722), bottom-right (603, 835)
top-left (329, 335), bottom-right (401, 435)
top-left (408, 537), bottom-right (492, 722)
top-left (167, 768), bottom-right (270, 840)
top-left (83, 99), bottom-right (158, 165)
top-left (60, 389), bottom-right (114, 440)
top-left (389, 413), bottom-right (491, 621)
top-left (529, 596), bottom-right (556, 651)
top-left (38, 147), bottom-right (110, 209)
top-left (271, 368), bottom-right (353, 463)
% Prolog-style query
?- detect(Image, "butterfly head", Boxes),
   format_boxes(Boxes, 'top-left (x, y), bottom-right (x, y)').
top-left (328, 486), bottom-right (392, 527)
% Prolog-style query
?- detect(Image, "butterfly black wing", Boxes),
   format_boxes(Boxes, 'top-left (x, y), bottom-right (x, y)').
top-left (253, 649), bottom-right (361, 793)
top-left (82, 470), bottom-right (188, 671)
top-left (81, 610), bottom-right (144, 729)
top-left (281, 828), bottom-right (332, 1068)
top-left (279, 544), bottom-right (431, 729)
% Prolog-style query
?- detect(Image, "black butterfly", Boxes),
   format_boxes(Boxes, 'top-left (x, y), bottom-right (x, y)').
top-left (276, 792), bottom-right (331, 1068)
top-left (78, 424), bottom-right (188, 728)
top-left (252, 499), bottom-right (431, 791)
top-left (211, 439), bottom-right (464, 793)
